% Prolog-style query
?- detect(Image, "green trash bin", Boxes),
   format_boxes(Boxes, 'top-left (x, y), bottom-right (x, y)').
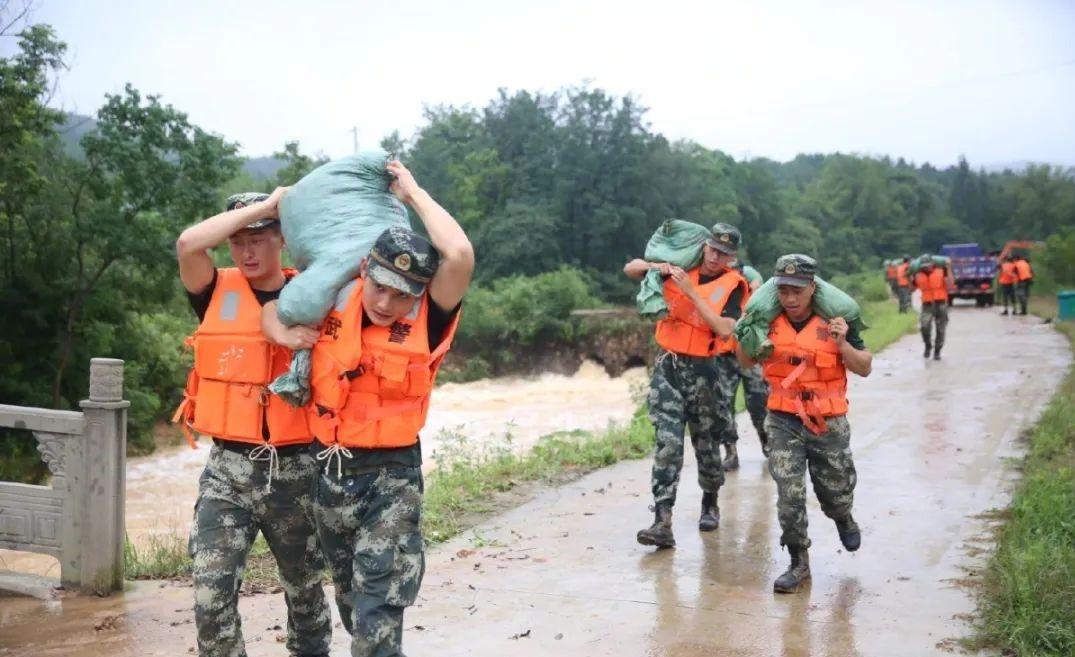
top-left (1059, 290), bottom-right (1075, 321)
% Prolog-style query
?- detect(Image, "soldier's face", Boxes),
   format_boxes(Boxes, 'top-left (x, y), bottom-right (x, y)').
top-left (360, 261), bottom-right (418, 326)
top-left (701, 244), bottom-right (736, 275)
top-left (228, 228), bottom-right (283, 282)
top-left (778, 282), bottom-right (816, 320)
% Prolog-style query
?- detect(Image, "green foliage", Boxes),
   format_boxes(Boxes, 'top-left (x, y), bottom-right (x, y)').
top-left (455, 266), bottom-right (601, 348)
top-left (1039, 229), bottom-right (1075, 290)
top-left (974, 301), bottom-right (1075, 656)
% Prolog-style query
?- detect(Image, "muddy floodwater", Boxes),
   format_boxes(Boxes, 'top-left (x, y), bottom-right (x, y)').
top-left (0, 360), bottom-right (647, 579)
top-left (0, 309), bottom-right (1069, 657)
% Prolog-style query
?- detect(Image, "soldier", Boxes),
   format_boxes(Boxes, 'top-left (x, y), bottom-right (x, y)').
top-left (895, 255), bottom-right (912, 313)
top-left (624, 223), bottom-right (749, 546)
top-left (884, 259), bottom-right (898, 296)
top-left (1013, 254), bottom-right (1034, 316)
top-left (264, 160), bottom-right (474, 657)
top-left (175, 189), bottom-right (332, 657)
top-left (997, 255), bottom-right (1018, 316)
top-left (736, 254), bottom-right (872, 594)
top-left (914, 255), bottom-right (954, 360)
top-left (727, 261), bottom-right (771, 461)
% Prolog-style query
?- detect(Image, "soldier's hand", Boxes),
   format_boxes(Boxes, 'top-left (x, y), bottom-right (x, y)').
top-left (828, 317), bottom-right (849, 345)
top-left (669, 267), bottom-right (696, 297)
top-left (262, 186), bottom-right (290, 219)
top-left (655, 262), bottom-right (673, 276)
top-left (279, 325), bottom-right (320, 351)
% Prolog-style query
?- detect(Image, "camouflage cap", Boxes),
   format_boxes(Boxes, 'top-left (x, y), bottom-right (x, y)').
top-left (705, 222), bottom-right (741, 255)
top-left (225, 192), bottom-right (279, 232)
top-left (367, 226), bottom-right (440, 297)
top-left (773, 254), bottom-right (817, 287)
top-left (919, 253), bottom-right (935, 267)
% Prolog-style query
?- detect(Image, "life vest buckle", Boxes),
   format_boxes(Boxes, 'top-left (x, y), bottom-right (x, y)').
top-left (257, 386), bottom-right (270, 406)
top-left (788, 356), bottom-right (804, 365)
top-left (341, 365), bottom-right (365, 381)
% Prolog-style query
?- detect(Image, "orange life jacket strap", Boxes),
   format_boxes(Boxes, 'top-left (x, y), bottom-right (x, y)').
top-left (349, 398), bottom-right (426, 422)
top-left (770, 387), bottom-right (840, 435)
top-left (170, 396), bottom-right (199, 449)
top-left (779, 359), bottom-right (809, 389)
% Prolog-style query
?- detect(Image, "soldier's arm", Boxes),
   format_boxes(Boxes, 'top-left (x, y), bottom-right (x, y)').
top-left (387, 160), bottom-right (474, 312)
top-left (624, 259), bottom-right (671, 280)
top-left (839, 342), bottom-right (872, 377)
top-left (260, 300), bottom-right (319, 351)
top-left (735, 344), bottom-right (757, 369)
top-left (176, 187), bottom-right (286, 293)
top-left (669, 268), bottom-right (735, 338)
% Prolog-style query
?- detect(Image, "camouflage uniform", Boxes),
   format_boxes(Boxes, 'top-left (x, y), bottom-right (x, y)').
top-left (1015, 280), bottom-right (1031, 315)
top-left (897, 284), bottom-right (911, 313)
top-left (765, 412), bottom-right (856, 549)
top-left (189, 444), bottom-right (331, 657)
top-left (920, 301), bottom-right (949, 351)
top-left (648, 352), bottom-right (730, 506)
top-left (717, 357), bottom-right (770, 447)
top-left (712, 354), bottom-right (741, 446)
top-left (313, 466), bottom-right (425, 657)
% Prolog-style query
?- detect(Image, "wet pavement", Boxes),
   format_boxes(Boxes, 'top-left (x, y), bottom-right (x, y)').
top-left (0, 308), bottom-right (1069, 656)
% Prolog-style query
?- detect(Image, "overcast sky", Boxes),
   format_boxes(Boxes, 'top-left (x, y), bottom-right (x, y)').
top-left (8, 0), bottom-right (1075, 167)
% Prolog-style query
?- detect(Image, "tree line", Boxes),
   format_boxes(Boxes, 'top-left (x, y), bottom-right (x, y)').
top-left (2, 19), bottom-right (1074, 459)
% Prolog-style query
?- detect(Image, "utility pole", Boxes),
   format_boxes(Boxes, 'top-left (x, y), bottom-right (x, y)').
top-left (351, 126), bottom-right (359, 154)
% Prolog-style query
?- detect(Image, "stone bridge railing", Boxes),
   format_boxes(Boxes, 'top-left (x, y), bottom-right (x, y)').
top-left (0, 358), bottom-right (128, 595)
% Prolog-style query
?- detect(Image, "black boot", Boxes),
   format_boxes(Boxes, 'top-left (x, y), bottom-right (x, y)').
top-left (759, 430), bottom-right (770, 458)
top-left (1001, 309), bottom-right (1009, 316)
top-left (699, 491), bottom-right (720, 532)
top-left (637, 504), bottom-right (675, 548)
top-left (722, 442), bottom-right (739, 471)
top-left (922, 332), bottom-right (932, 358)
top-left (773, 546), bottom-right (811, 593)
top-left (932, 347), bottom-right (941, 361)
top-left (923, 342), bottom-right (932, 358)
top-left (835, 516), bottom-right (861, 552)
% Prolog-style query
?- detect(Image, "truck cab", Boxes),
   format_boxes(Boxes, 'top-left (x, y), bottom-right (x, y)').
top-left (940, 243), bottom-right (998, 306)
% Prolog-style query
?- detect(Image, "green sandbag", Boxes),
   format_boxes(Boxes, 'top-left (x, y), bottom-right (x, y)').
top-left (734, 276), bottom-right (868, 360)
top-left (635, 219), bottom-right (711, 319)
top-left (908, 255), bottom-right (950, 275)
top-left (741, 265), bottom-right (763, 285)
top-left (269, 150), bottom-right (410, 406)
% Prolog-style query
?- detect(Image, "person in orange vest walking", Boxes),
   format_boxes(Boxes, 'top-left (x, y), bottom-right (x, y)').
top-left (884, 259), bottom-right (898, 296)
top-left (1013, 255), bottom-right (1034, 316)
top-left (895, 255), bottom-right (912, 313)
top-left (263, 160), bottom-right (473, 657)
top-left (914, 255), bottom-right (955, 360)
top-left (624, 223), bottom-right (749, 547)
top-left (175, 189), bottom-right (331, 657)
top-left (997, 255), bottom-right (1018, 316)
top-left (736, 254), bottom-right (873, 593)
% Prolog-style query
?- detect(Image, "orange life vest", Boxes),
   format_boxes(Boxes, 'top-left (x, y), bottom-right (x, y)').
top-left (885, 264), bottom-right (897, 281)
top-left (654, 268), bottom-right (750, 357)
top-left (307, 278), bottom-right (460, 450)
top-left (915, 267), bottom-right (948, 304)
top-left (1014, 259), bottom-right (1033, 282)
top-left (998, 261), bottom-right (1017, 285)
top-left (172, 268), bottom-right (311, 449)
top-left (762, 314), bottom-right (849, 435)
top-left (896, 263), bottom-right (910, 287)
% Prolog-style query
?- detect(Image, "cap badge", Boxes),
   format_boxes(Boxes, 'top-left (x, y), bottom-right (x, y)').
top-left (784, 264), bottom-right (796, 274)
top-left (720, 233), bottom-right (731, 243)
top-left (394, 253), bottom-right (412, 271)
top-left (233, 201), bottom-right (245, 209)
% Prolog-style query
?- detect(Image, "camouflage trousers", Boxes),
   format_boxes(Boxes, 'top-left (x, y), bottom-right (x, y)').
top-left (1015, 281), bottom-right (1031, 314)
top-left (1000, 284), bottom-right (1015, 311)
top-left (719, 356), bottom-right (770, 446)
top-left (314, 465), bottom-right (425, 657)
top-left (766, 412), bottom-right (856, 549)
top-left (897, 286), bottom-right (911, 313)
top-left (920, 301), bottom-right (949, 350)
top-left (648, 352), bottom-right (730, 507)
top-left (189, 444), bottom-right (331, 657)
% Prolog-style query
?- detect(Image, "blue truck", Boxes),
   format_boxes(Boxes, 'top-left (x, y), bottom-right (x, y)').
top-left (940, 243), bottom-right (998, 306)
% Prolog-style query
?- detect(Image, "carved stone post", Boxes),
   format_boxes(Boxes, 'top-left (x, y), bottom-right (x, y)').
top-left (77, 358), bottom-right (129, 594)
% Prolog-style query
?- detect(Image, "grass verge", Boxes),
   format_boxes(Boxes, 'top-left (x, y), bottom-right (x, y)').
top-left (968, 295), bottom-right (1075, 657)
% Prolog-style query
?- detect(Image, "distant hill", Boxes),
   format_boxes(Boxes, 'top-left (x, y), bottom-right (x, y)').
top-left (56, 112), bottom-right (284, 180)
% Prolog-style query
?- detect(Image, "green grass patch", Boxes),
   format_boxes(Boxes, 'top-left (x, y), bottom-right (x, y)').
top-left (970, 294), bottom-right (1075, 656)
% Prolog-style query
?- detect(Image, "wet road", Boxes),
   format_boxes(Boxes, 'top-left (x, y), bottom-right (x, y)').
top-left (0, 309), bottom-right (1069, 656)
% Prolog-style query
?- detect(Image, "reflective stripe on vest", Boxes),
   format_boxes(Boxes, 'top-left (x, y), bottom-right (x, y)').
top-left (173, 268), bottom-right (311, 448)
top-left (308, 278), bottom-right (459, 449)
top-left (761, 314), bottom-right (849, 435)
top-left (915, 268), bottom-right (948, 304)
top-left (654, 268), bottom-right (750, 357)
